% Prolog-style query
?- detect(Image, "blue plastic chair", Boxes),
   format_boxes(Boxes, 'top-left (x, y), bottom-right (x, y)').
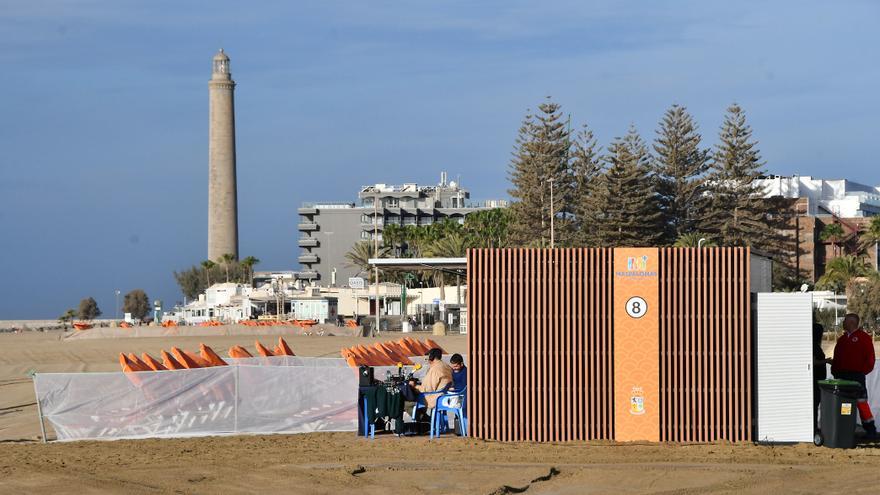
top-left (412, 390), bottom-right (446, 420)
top-left (431, 388), bottom-right (467, 438)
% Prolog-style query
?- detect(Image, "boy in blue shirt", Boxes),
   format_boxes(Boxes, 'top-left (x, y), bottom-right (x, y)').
top-left (450, 353), bottom-right (467, 391)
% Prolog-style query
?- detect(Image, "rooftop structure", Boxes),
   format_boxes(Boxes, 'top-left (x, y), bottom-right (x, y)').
top-left (297, 172), bottom-right (507, 284)
top-left (759, 175), bottom-right (880, 217)
top-left (757, 175), bottom-right (879, 282)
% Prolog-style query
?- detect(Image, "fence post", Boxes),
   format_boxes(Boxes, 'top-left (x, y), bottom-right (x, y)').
top-left (32, 374), bottom-right (48, 443)
top-left (233, 364), bottom-right (239, 433)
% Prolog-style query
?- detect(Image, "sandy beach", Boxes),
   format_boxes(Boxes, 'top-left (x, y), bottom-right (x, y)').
top-left (1, 328), bottom-right (877, 495)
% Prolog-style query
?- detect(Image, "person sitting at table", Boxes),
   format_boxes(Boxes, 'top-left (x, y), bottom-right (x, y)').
top-left (450, 353), bottom-right (467, 391)
top-left (408, 348), bottom-right (452, 411)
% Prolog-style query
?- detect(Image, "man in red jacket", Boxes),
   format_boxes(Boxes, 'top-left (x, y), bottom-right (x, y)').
top-left (832, 313), bottom-right (877, 439)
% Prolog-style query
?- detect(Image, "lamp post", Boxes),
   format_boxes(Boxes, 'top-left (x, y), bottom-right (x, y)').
top-left (698, 238), bottom-right (707, 248)
top-left (546, 177), bottom-right (556, 248)
top-left (373, 191), bottom-right (380, 337)
top-left (115, 290), bottom-right (121, 320)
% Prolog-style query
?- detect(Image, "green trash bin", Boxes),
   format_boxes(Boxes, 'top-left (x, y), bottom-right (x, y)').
top-left (816, 379), bottom-right (862, 448)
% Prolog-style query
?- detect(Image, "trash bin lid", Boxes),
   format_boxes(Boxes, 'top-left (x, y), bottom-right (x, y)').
top-left (818, 379), bottom-right (862, 390)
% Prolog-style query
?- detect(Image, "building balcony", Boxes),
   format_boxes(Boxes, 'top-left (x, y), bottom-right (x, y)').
top-left (298, 254), bottom-right (319, 264)
top-left (297, 206), bottom-right (318, 215)
top-left (298, 238), bottom-right (319, 248)
top-left (360, 220), bottom-right (384, 229)
top-left (298, 222), bottom-right (319, 231)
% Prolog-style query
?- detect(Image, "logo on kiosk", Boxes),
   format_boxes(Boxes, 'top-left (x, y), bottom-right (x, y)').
top-left (630, 386), bottom-right (646, 415)
top-left (616, 255), bottom-right (657, 278)
top-left (627, 255), bottom-right (649, 271)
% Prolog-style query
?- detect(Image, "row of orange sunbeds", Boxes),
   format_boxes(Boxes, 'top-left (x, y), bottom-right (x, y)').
top-left (340, 338), bottom-right (444, 367)
top-left (239, 319), bottom-right (318, 328)
top-left (118, 336), bottom-right (298, 373)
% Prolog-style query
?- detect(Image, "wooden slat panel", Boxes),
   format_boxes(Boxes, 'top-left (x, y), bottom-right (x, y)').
top-left (656, 247), bottom-right (752, 442)
top-left (468, 248), bottom-right (614, 441)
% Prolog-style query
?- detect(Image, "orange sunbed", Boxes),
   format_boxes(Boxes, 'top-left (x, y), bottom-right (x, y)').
top-left (276, 337), bottom-right (295, 356)
top-left (406, 338), bottom-right (429, 355)
top-left (199, 344), bottom-right (228, 366)
top-left (184, 350), bottom-right (212, 367)
top-left (127, 353), bottom-right (152, 372)
top-left (381, 342), bottom-right (412, 365)
top-left (254, 340), bottom-right (275, 357)
top-left (228, 345), bottom-right (253, 359)
top-left (345, 346), bottom-right (366, 365)
top-left (424, 339), bottom-right (445, 354)
top-left (171, 347), bottom-right (202, 369)
top-left (372, 344), bottom-right (397, 365)
top-left (119, 353), bottom-right (142, 372)
top-left (396, 338), bottom-right (420, 357)
top-left (141, 353), bottom-right (167, 371)
top-left (160, 350), bottom-right (185, 370)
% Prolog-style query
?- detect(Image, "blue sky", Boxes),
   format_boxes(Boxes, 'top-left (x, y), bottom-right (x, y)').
top-left (1, 1), bottom-right (878, 319)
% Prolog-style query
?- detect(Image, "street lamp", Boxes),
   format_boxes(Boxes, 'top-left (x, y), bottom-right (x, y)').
top-left (698, 238), bottom-right (707, 248)
top-left (115, 290), bottom-right (121, 320)
top-left (546, 177), bottom-right (556, 248)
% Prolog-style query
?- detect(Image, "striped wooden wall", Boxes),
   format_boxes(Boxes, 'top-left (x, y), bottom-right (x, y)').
top-left (467, 247), bottom-right (753, 443)
top-left (658, 247), bottom-right (752, 442)
top-left (467, 248), bottom-right (614, 442)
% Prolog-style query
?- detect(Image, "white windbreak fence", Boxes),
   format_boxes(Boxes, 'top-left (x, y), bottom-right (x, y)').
top-left (35, 362), bottom-right (359, 442)
top-left (34, 354), bottom-right (459, 442)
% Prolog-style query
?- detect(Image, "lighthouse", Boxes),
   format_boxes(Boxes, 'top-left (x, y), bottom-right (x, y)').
top-left (207, 48), bottom-right (239, 261)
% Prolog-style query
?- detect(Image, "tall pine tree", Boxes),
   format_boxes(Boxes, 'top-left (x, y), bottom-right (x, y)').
top-left (653, 104), bottom-right (709, 245)
top-left (702, 104), bottom-right (773, 247)
top-left (570, 124), bottom-right (602, 245)
top-left (507, 98), bottom-right (573, 247)
top-left (582, 125), bottom-right (663, 247)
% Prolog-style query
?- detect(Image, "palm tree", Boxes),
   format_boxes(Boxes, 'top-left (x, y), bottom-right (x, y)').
top-left (859, 216), bottom-right (880, 255)
top-left (58, 308), bottom-right (76, 328)
top-left (672, 232), bottom-right (717, 248)
top-left (345, 241), bottom-right (389, 278)
top-left (820, 223), bottom-right (846, 258)
top-left (219, 253), bottom-right (236, 282)
top-left (240, 256), bottom-right (260, 285)
top-left (463, 208), bottom-right (511, 248)
top-left (423, 233), bottom-right (471, 305)
top-left (201, 260), bottom-right (216, 286)
top-left (816, 255), bottom-right (874, 294)
top-left (382, 224), bottom-right (407, 257)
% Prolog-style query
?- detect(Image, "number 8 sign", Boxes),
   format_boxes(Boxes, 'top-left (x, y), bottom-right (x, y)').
top-left (625, 296), bottom-right (648, 319)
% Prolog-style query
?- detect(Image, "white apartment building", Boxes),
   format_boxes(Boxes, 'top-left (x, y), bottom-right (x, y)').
top-left (759, 175), bottom-right (880, 217)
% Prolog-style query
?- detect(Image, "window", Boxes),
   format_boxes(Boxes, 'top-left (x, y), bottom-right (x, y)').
top-left (385, 198), bottom-right (399, 208)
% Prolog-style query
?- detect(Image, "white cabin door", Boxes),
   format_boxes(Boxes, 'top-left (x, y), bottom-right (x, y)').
top-left (756, 292), bottom-right (814, 442)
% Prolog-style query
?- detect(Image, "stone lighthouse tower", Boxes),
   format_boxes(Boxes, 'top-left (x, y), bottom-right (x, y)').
top-left (207, 48), bottom-right (239, 261)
